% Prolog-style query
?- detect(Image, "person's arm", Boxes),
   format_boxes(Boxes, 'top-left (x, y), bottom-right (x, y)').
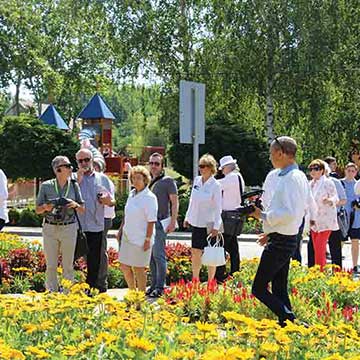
top-left (144, 222), bottom-right (156, 251)
top-left (210, 182), bottom-right (222, 236)
top-left (336, 184), bottom-right (347, 206)
top-left (0, 171), bottom-right (8, 200)
top-left (184, 180), bottom-right (196, 227)
top-left (354, 180), bottom-right (360, 196)
top-left (323, 180), bottom-right (338, 207)
top-left (143, 196), bottom-right (158, 251)
top-left (166, 194), bottom-right (179, 233)
top-left (99, 176), bottom-right (116, 207)
top-left (67, 181), bottom-right (85, 214)
top-left (35, 184), bottom-right (54, 214)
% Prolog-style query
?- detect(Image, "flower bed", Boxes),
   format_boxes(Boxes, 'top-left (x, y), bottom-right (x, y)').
top-left (0, 234), bottom-right (206, 293)
top-left (0, 272), bottom-right (359, 359)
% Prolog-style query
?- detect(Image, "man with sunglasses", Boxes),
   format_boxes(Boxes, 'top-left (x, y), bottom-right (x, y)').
top-left (36, 156), bottom-right (85, 292)
top-left (250, 136), bottom-right (313, 327)
top-left (75, 149), bottom-right (115, 292)
top-left (146, 152), bottom-right (178, 298)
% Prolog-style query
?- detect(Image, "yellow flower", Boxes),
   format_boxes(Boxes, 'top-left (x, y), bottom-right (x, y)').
top-left (260, 342), bottom-right (280, 354)
top-left (170, 349), bottom-right (196, 359)
top-left (25, 346), bottom-right (51, 359)
top-left (22, 323), bottom-right (37, 334)
top-left (195, 321), bottom-right (218, 333)
top-left (96, 332), bottom-right (118, 345)
top-left (0, 343), bottom-right (25, 360)
top-left (154, 354), bottom-right (170, 360)
top-left (61, 345), bottom-right (79, 356)
top-left (126, 335), bottom-right (155, 352)
top-left (178, 331), bottom-right (195, 345)
top-left (322, 355), bottom-right (345, 360)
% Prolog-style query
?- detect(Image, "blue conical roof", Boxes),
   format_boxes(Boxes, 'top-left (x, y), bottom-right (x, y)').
top-left (77, 93), bottom-right (115, 120)
top-left (39, 104), bottom-right (69, 130)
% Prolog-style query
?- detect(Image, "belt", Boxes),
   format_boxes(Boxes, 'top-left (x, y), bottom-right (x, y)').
top-left (44, 219), bottom-right (76, 226)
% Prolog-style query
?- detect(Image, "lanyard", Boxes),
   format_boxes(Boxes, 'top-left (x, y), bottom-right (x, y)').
top-left (53, 179), bottom-right (70, 198)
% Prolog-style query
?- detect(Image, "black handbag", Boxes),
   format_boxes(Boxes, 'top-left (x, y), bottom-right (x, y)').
top-left (221, 175), bottom-right (244, 236)
top-left (74, 210), bottom-right (88, 260)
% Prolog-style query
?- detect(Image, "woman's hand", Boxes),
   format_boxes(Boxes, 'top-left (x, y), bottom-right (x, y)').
top-left (143, 237), bottom-right (151, 251)
top-left (210, 229), bottom-right (219, 238)
top-left (322, 198), bottom-right (333, 206)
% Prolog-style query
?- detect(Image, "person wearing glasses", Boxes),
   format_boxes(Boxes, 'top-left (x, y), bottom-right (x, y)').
top-left (184, 154), bottom-right (222, 281)
top-left (146, 152), bottom-right (178, 298)
top-left (342, 163), bottom-right (360, 273)
top-left (308, 159), bottom-right (339, 268)
top-left (36, 156), bottom-right (85, 292)
top-left (250, 136), bottom-right (312, 327)
top-left (75, 149), bottom-right (115, 291)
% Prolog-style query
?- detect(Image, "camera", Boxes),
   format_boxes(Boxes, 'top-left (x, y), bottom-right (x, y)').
top-left (351, 199), bottom-right (360, 210)
top-left (48, 197), bottom-right (71, 221)
top-left (236, 189), bottom-right (264, 216)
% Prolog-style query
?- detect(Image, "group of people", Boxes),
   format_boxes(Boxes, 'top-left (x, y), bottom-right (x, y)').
top-left (1, 135), bottom-right (360, 327)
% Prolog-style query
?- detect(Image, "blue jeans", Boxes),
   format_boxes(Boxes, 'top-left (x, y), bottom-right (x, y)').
top-left (150, 221), bottom-right (167, 290)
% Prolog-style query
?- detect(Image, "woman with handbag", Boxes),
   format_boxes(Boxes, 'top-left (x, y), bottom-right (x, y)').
top-left (117, 166), bottom-right (158, 292)
top-left (36, 156), bottom-right (85, 292)
top-left (308, 159), bottom-right (339, 268)
top-left (184, 154), bottom-right (222, 281)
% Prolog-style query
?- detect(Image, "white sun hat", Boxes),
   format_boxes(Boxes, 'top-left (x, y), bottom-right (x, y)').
top-left (219, 155), bottom-right (237, 170)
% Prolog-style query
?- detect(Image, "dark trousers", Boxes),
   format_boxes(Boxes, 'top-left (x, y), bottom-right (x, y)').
top-left (308, 229), bottom-right (342, 268)
top-left (252, 233), bottom-right (297, 325)
top-left (292, 218), bottom-right (305, 264)
top-left (85, 231), bottom-right (103, 289)
top-left (96, 218), bottom-right (112, 292)
top-left (215, 233), bottom-right (240, 281)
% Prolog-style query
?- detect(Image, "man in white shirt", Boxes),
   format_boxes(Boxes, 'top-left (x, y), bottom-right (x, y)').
top-left (250, 136), bottom-right (311, 327)
top-left (215, 155), bottom-right (245, 282)
top-left (0, 169), bottom-right (8, 231)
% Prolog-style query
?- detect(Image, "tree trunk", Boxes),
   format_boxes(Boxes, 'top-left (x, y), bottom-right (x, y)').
top-left (15, 78), bottom-right (21, 116)
top-left (265, 78), bottom-right (275, 144)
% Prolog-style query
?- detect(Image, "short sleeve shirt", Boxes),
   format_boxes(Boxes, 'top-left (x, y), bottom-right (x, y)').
top-left (151, 176), bottom-right (178, 220)
top-left (75, 172), bottom-right (112, 232)
top-left (36, 179), bottom-right (84, 223)
top-left (123, 187), bottom-right (158, 246)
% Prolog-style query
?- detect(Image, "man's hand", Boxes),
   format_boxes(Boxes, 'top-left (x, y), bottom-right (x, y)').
top-left (98, 193), bottom-right (112, 206)
top-left (143, 237), bottom-right (151, 251)
top-left (257, 233), bottom-right (268, 247)
top-left (310, 220), bottom-right (316, 227)
top-left (165, 220), bottom-right (177, 233)
top-left (66, 200), bottom-right (79, 209)
top-left (249, 207), bottom-right (262, 220)
top-left (42, 203), bottom-right (54, 212)
top-left (183, 220), bottom-right (190, 228)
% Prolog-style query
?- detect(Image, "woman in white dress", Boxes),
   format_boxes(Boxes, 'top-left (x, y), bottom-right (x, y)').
top-left (118, 166), bottom-right (158, 291)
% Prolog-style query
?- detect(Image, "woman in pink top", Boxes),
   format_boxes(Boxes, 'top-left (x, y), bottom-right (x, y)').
top-left (309, 159), bottom-right (339, 268)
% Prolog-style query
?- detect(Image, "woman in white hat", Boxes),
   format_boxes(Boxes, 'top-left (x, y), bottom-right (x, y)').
top-left (215, 155), bottom-right (245, 282)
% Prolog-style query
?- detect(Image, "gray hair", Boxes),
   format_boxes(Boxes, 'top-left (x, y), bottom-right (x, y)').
top-left (227, 163), bottom-right (240, 172)
top-left (76, 148), bottom-right (93, 160)
top-left (271, 136), bottom-right (297, 158)
top-left (51, 156), bottom-right (70, 171)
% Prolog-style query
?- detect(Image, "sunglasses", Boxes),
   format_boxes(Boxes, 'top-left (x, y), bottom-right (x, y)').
top-left (308, 166), bottom-right (322, 171)
top-left (274, 136), bottom-right (285, 153)
top-left (57, 164), bottom-right (72, 170)
top-left (199, 164), bottom-right (208, 169)
top-left (149, 161), bottom-right (161, 166)
top-left (77, 158), bottom-right (91, 164)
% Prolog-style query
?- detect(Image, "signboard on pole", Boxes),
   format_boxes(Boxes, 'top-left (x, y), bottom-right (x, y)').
top-left (179, 80), bottom-right (205, 180)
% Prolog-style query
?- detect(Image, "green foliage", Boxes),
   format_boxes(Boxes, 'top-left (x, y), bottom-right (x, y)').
top-left (169, 120), bottom-right (271, 185)
top-left (107, 267), bottom-right (127, 289)
top-left (0, 115), bottom-right (79, 180)
top-left (18, 207), bottom-right (43, 227)
top-left (8, 208), bottom-right (20, 225)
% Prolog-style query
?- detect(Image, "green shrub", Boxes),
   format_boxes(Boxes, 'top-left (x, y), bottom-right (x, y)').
top-left (19, 207), bottom-right (43, 227)
top-left (8, 208), bottom-right (20, 225)
top-left (30, 272), bottom-right (46, 292)
top-left (107, 266), bottom-right (127, 288)
top-left (112, 191), bottom-right (128, 229)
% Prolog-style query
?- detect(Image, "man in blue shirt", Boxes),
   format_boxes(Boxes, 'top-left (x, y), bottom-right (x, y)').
top-left (75, 149), bottom-right (115, 292)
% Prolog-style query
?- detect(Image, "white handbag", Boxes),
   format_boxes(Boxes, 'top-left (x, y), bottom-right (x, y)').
top-left (202, 233), bottom-right (226, 266)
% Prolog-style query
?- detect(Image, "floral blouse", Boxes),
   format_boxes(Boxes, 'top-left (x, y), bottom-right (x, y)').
top-left (310, 176), bottom-right (339, 232)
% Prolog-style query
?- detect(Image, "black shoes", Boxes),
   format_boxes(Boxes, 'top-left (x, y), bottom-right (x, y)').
top-left (147, 288), bottom-right (164, 298)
